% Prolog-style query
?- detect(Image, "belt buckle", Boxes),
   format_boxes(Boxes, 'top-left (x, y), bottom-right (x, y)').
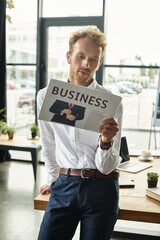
top-left (81, 169), bottom-right (90, 179)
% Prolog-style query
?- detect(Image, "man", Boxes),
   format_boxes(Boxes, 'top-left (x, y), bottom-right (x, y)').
top-left (37, 25), bottom-right (123, 240)
top-left (49, 100), bottom-right (85, 126)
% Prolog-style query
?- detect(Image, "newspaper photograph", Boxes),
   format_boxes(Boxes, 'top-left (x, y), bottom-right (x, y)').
top-left (38, 79), bottom-right (122, 133)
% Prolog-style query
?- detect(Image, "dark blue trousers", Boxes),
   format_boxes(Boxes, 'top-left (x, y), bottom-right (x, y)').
top-left (38, 173), bottom-right (119, 240)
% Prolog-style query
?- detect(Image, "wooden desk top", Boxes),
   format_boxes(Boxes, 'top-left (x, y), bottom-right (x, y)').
top-left (118, 157), bottom-right (160, 223)
top-left (0, 135), bottom-right (41, 149)
top-left (34, 157), bottom-right (160, 223)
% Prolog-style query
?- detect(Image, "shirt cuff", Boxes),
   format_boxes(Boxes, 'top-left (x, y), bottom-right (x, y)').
top-left (99, 135), bottom-right (114, 150)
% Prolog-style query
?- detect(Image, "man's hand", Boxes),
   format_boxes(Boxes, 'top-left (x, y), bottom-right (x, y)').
top-left (66, 114), bottom-right (75, 121)
top-left (61, 109), bottom-right (71, 115)
top-left (40, 184), bottom-right (50, 195)
top-left (99, 118), bottom-right (119, 143)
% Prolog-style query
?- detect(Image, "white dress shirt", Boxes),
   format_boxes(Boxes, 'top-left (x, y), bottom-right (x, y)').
top-left (37, 79), bottom-right (123, 185)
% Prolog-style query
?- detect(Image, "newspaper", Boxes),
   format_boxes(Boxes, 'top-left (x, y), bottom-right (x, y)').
top-left (38, 79), bottom-right (122, 133)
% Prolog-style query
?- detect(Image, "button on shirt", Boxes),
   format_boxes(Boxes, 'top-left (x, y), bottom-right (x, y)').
top-left (37, 80), bottom-right (123, 185)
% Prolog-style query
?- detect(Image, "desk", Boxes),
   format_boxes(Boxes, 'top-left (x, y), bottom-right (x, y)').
top-left (34, 157), bottom-right (160, 224)
top-left (0, 135), bottom-right (41, 181)
top-left (118, 157), bottom-right (160, 223)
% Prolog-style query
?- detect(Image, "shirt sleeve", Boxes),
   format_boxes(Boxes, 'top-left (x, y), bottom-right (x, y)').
top-left (95, 102), bottom-right (123, 174)
top-left (37, 89), bottom-right (60, 185)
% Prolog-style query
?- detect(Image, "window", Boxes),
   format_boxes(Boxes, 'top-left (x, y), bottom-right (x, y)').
top-left (43, 0), bottom-right (103, 17)
top-left (5, 0), bottom-right (159, 150)
top-left (7, 66), bottom-right (36, 127)
top-left (103, 67), bottom-right (159, 130)
top-left (103, 0), bottom-right (160, 150)
top-left (47, 26), bottom-right (81, 83)
top-left (105, 0), bottom-right (160, 66)
top-left (6, 0), bottom-right (37, 133)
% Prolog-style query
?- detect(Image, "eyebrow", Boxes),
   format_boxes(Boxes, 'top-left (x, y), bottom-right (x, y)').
top-left (78, 52), bottom-right (99, 59)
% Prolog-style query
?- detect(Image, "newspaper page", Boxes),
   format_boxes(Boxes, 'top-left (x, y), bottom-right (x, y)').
top-left (38, 79), bottom-right (122, 133)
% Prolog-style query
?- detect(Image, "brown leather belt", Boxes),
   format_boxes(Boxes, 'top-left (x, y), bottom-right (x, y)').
top-left (59, 168), bottom-right (119, 179)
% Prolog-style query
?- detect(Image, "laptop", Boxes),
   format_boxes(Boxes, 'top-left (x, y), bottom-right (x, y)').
top-left (117, 137), bottom-right (153, 173)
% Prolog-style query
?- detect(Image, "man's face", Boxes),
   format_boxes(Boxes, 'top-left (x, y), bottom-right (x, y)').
top-left (67, 37), bottom-right (103, 86)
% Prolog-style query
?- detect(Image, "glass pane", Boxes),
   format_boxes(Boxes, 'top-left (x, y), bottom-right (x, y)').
top-left (103, 67), bottom-right (159, 130)
top-left (48, 26), bottom-right (82, 83)
top-left (6, 0), bottom-right (37, 63)
top-left (105, 0), bottom-right (160, 66)
top-left (7, 66), bottom-right (36, 135)
top-left (43, 0), bottom-right (103, 17)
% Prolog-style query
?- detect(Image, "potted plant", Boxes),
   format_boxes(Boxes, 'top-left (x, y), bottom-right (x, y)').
top-left (2, 123), bottom-right (16, 140)
top-left (30, 123), bottom-right (39, 139)
top-left (7, 126), bottom-right (15, 140)
top-left (0, 122), bottom-right (8, 136)
top-left (147, 172), bottom-right (159, 188)
top-left (0, 108), bottom-right (6, 135)
top-left (0, 122), bottom-right (15, 139)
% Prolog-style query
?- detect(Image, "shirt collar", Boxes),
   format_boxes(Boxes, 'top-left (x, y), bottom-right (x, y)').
top-left (86, 79), bottom-right (97, 89)
top-left (67, 78), bottom-right (98, 90)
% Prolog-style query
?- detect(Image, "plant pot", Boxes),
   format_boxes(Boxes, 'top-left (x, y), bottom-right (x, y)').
top-left (147, 179), bottom-right (158, 188)
top-left (8, 132), bottom-right (14, 140)
top-left (31, 132), bottom-right (36, 139)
